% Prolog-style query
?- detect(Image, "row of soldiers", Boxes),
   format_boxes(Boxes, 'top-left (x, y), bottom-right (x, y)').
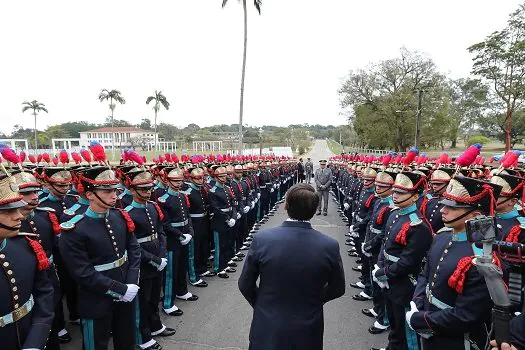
top-left (0, 157), bottom-right (300, 350)
top-left (329, 157), bottom-right (525, 350)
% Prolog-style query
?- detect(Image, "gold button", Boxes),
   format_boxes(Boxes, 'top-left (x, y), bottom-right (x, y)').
top-left (0, 254), bottom-right (4, 259)
top-left (107, 225), bottom-right (111, 228)
top-left (444, 249), bottom-right (448, 254)
top-left (109, 230), bottom-right (113, 234)
top-left (13, 295), bottom-right (18, 300)
top-left (30, 221), bottom-right (35, 225)
top-left (439, 257), bottom-right (443, 262)
top-left (3, 262), bottom-right (9, 267)
top-left (12, 287), bottom-right (17, 292)
top-left (14, 303), bottom-right (19, 308)
top-left (10, 278), bottom-right (15, 283)
top-left (7, 270), bottom-right (13, 275)
top-left (113, 242), bottom-right (117, 246)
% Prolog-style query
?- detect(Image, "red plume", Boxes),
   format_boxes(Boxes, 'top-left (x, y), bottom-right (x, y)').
top-left (502, 150), bottom-right (520, 168)
top-left (29, 155), bottom-right (37, 164)
top-left (403, 148), bottom-right (419, 166)
top-left (42, 153), bottom-right (51, 163)
top-left (172, 154), bottom-right (179, 164)
top-left (158, 155), bottom-right (165, 163)
top-left (436, 153), bottom-right (449, 167)
top-left (71, 152), bottom-right (82, 164)
top-left (126, 150), bottom-right (144, 165)
top-left (489, 156), bottom-right (495, 164)
top-left (89, 141), bottom-right (107, 163)
top-left (456, 144), bottom-right (482, 167)
top-left (59, 150), bottom-right (69, 165)
top-left (0, 146), bottom-right (20, 164)
top-left (142, 156), bottom-right (146, 163)
top-left (394, 154), bottom-right (403, 164)
top-left (19, 151), bottom-right (26, 163)
top-left (121, 150), bottom-right (128, 162)
top-left (165, 154), bottom-right (172, 162)
top-left (52, 157), bottom-right (59, 166)
top-left (80, 148), bottom-right (92, 163)
top-left (37, 154), bottom-right (43, 163)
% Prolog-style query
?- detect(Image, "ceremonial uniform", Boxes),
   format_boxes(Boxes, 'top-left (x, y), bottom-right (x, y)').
top-left (315, 160), bottom-right (332, 215)
top-left (0, 172), bottom-right (54, 350)
top-left (59, 167), bottom-right (141, 350)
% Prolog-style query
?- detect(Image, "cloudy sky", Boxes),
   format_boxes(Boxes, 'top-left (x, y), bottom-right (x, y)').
top-left (0, 0), bottom-right (521, 135)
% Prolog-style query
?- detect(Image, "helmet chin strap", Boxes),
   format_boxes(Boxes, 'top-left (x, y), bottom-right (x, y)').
top-left (375, 187), bottom-right (391, 196)
top-left (93, 191), bottom-right (115, 208)
top-left (442, 208), bottom-right (475, 225)
top-left (0, 222), bottom-right (19, 231)
top-left (431, 183), bottom-right (448, 195)
top-left (394, 193), bottom-right (415, 206)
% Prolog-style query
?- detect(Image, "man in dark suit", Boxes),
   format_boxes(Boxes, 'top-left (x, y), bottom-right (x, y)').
top-left (238, 183), bottom-right (346, 350)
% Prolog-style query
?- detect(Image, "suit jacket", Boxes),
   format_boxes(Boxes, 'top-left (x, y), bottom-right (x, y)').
top-left (238, 221), bottom-right (345, 350)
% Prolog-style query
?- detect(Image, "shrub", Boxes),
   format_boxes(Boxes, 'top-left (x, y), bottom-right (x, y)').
top-left (467, 135), bottom-right (491, 146)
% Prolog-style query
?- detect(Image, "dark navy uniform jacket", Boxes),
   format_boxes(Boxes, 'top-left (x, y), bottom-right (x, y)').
top-left (158, 188), bottom-right (194, 251)
top-left (354, 187), bottom-right (377, 235)
top-left (411, 229), bottom-right (492, 350)
top-left (39, 192), bottom-right (78, 217)
top-left (21, 207), bottom-right (62, 305)
top-left (363, 196), bottom-right (394, 256)
top-left (61, 196), bottom-right (89, 222)
top-left (58, 207), bottom-right (141, 319)
top-left (0, 236), bottom-right (54, 350)
top-left (125, 201), bottom-right (167, 279)
top-left (497, 209), bottom-right (525, 243)
top-left (208, 182), bottom-right (237, 232)
top-left (117, 188), bottom-right (133, 209)
top-left (376, 203), bottom-right (433, 305)
top-left (183, 183), bottom-right (210, 220)
top-left (426, 195), bottom-right (445, 234)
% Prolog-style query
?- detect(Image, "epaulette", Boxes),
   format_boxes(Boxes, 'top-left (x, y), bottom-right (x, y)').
top-left (409, 213), bottom-right (422, 226)
top-left (63, 203), bottom-right (82, 216)
top-left (118, 192), bottom-right (127, 200)
top-left (516, 217), bottom-right (525, 229)
top-left (118, 209), bottom-right (135, 233)
top-left (149, 200), bottom-right (165, 221)
top-left (35, 206), bottom-right (56, 213)
top-left (209, 185), bottom-right (217, 193)
top-left (182, 188), bottom-right (192, 195)
top-left (60, 215), bottom-right (84, 230)
top-left (124, 205), bottom-right (134, 212)
top-left (158, 193), bottom-right (169, 203)
top-left (66, 193), bottom-right (80, 200)
top-left (436, 227), bottom-right (453, 234)
top-left (426, 193), bottom-right (433, 200)
top-left (39, 195), bottom-right (50, 203)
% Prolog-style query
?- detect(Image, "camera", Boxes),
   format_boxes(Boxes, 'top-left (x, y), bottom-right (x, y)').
top-left (465, 215), bottom-right (497, 243)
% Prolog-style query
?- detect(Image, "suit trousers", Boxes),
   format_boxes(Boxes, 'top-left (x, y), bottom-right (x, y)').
top-left (385, 294), bottom-right (420, 350)
top-left (317, 190), bottom-right (329, 213)
top-left (163, 244), bottom-right (188, 311)
top-left (81, 301), bottom-right (136, 350)
top-left (137, 274), bottom-right (163, 346)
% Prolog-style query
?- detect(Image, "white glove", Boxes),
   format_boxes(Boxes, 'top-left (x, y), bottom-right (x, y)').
top-left (227, 218), bottom-right (236, 227)
top-left (180, 233), bottom-right (192, 246)
top-left (270, 188), bottom-right (275, 193)
top-left (349, 224), bottom-right (354, 232)
top-left (350, 230), bottom-right (359, 238)
top-left (377, 280), bottom-right (390, 289)
top-left (236, 212), bottom-right (241, 219)
top-left (243, 206), bottom-right (250, 214)
top-left (361, 243), bottom-right (372, 257)
top-left (405, 301), bottom-right (419, 330)
top-left (372, 264), bottom-right (381, 283)
top-left (257, 193), bottom-right (261, 199)
top-left (250, 201), bottom-right (255, 209)
top-left (344, 203), bottom-right (350, 210)
top-left (121, 284), bottom-right (139, 302)
top-left (158, 258), bottom-right (168, 271)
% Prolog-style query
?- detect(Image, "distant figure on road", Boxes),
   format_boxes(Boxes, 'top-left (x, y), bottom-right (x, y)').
top-left (314, 159), bottom-right (332, 216)
top-left (238, 183), bottom-right (345, 350)
top-left (297, 158), bottom-right (305, 183)
top-left (305, 157), bottom-right (314, 183)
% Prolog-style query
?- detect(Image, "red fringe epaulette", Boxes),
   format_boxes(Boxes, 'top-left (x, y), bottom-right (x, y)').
top-left (505, 225), bottom-right (522, 243)
top-left (365, 195), bottom-right (374, 208)
top-left (152, 202), bottom-right (165, 221)
top-left (419, 196), bottom-right (428, 217)
top-left (119, 209), bottom-right (135, 233)
top-left (448, 253), bottom-right (503, 294)
top-left (376, 206), bottom-right (389, 225)
top-left (395, 222), bottom-right (411, 245)
top-left (47, 212), bottom-right (61, 235)
top-left (183, 194), bottom-right (190, 208)
top-left (25, 237), bottom-right (50, 271)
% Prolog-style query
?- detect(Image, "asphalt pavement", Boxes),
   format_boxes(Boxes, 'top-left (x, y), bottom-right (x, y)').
top-left (63, 139), bottom-right (387, 350)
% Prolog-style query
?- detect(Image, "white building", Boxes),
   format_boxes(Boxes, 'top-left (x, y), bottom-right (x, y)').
top-left (79, 127), bottom-right (158, 149)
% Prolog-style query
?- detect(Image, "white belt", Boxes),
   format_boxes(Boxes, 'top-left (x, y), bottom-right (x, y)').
top-left (0, 295), bottom-right (34, 327)
top-left (383, 251), bottom-right (399, 262)
top-left (94, 251), bottom-right (128, 272)
top-left (137, 234), bottom-right (158, 244)
top-left (220, 208), bottom-right (232, 212)
top-left (355, 216), bottom-right (363, 222)
top-left (190, 213), bottom-right (207, 218)
top-left (170, 219), bottom-right (189, 227)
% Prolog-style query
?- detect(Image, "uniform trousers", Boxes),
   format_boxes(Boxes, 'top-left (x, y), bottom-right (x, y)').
top-left (235, 214), bottom-right (248, 252)
top-left (306, 172), bottom-right (312, 184)
top-left (213, 229), bottom-right (232, 273)
top-left (385, 294), bottom-right (420, 350)
top-left (317, 190), bottom-right (329, 213)
top-left (260, 190), bottom-right (270, 218)
top-left (190, 218), bottom-right (210, 276)
top-left (136, 273), bottom-right (163, 347)
top-left (163, 244), bottom-right (188, 311)
top-left (81, 301), bottom-right (135, 350)
top-left (370, 255), bottom-right (388, 327)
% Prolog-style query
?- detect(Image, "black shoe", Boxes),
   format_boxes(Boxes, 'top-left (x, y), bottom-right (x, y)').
top-left (352, 265), bottom-right (362, 272)
top-left (232, 256), bottom-right (243, 262)
top-left (191, 280), bottom-right (208, 287)
top-left (368, 325), bottom-right (389, 335)
top-left (345, 241), bottom-right (353, 246)
top-left (348, 251), bottom-right (359, 257)
top-left (217, 272), bottom-right (229, 279)
top-left (352, 293), bottom-right (372, 301)
top-left (236, 252), bottom-right (245, 258)
top-left (355, 258), bottom-right (362, 264)
top-left (155, 327), bottom-right (176, 337)
top-left (225, 267), bottom-right (236, 273)
top-left (350, 281), bottom-right (365, 289)
top-left (361, 308), bottom-right (376, 318)
top-left (323, 213), bottom-right (327, 216)
top-left (228, 262), bottom-right (238, 267)
top-left (70, 319), bottom-right (81, 326)
top-left (144, 342), bottom-right (163, 350)
top-left (316, 212), bottom-right (321, 215)
top-left (199, 271), bottom-right (216, 277)
top-left (165, 309), bottom-right (184, 316)
top-left (58, 332), bottom-right (72, 344)
top-left (176, 294), bottom-right (199, 301)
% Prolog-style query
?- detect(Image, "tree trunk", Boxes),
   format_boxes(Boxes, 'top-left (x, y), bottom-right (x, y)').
top-left (505, 108), bottom-right (512, 152)
top-left (238, 0), bottom-right (248, 155)
top-left (451, 138), bottom-right (457, 148)
top-left (34, 111), bottom-right (37, 152)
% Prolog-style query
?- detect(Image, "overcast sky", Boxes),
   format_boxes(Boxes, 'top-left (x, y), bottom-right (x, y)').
top-left (0, 0), bottom-right (522, 135)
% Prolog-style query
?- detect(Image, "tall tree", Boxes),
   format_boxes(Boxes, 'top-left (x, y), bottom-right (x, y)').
top-left (146, 90), bottom-right (170, 150)
top-left (98, 89), bottom-right (125, 157)
top-left (221, 0), bottom-right (262, 154)
top-left (468, 3), bottom-right (525, 151)
top-left (21, 100), bottom-right (48, 152)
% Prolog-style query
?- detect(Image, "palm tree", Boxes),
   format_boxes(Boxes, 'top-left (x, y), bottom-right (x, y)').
top-left (222, 0), bottom-right (262, 154)
top-left (22, 100), bottom-right (48, 152)
top-left (98, 89), bottom-right (126, 158)
top-left (146, 90), bottom-right (170, 151)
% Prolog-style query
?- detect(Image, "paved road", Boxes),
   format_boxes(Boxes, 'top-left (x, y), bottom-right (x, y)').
top-left (63, 139), bottom-right (387, 350)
